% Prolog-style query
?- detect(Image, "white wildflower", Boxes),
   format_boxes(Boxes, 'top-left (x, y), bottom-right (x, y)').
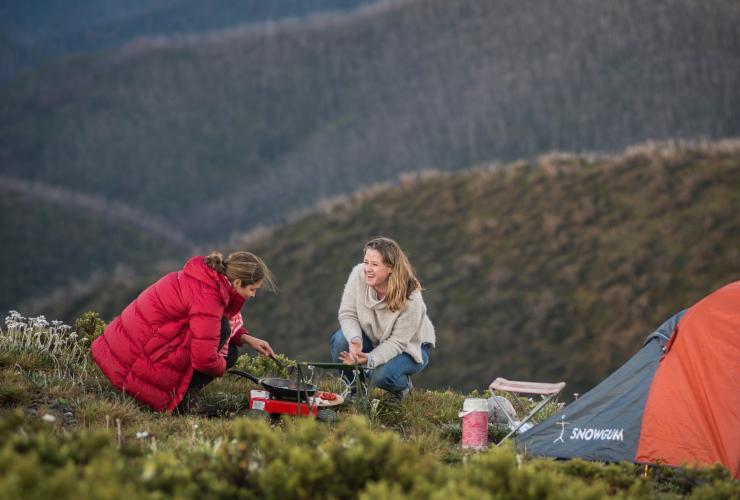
top-left (42, 414), bottom-right (57, 422)
top-left (33, 316), bottom-right (49, 328)
top-left (136, 431), bottom-right (150, 439)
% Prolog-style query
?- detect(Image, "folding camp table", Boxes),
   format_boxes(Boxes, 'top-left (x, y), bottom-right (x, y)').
top-left (298, 361), bottom-right (371, 401)
top-left (489, 377), bottom-right (566, 445)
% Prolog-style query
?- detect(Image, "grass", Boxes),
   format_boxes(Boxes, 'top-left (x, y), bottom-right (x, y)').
top-left (1, 312), bottom-right (738, 499)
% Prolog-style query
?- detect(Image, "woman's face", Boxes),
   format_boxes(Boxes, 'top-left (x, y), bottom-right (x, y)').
top-left (234, 279), bottom-right (262, 301)
top-left (364, 249), bottom-right (392, 289)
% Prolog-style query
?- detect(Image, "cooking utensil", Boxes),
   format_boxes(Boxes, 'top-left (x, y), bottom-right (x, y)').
top-left (268, 353), bottom-right (296, 375)
top-left (228, 369), bottom-right (317, 400)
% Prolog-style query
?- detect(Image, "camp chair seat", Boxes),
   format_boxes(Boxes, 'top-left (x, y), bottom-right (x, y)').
top-left (489, 377), bottom-right (566, 445)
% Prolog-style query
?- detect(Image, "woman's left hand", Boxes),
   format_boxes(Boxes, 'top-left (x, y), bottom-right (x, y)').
top-left (339, 350), bottom-right (368, 365)
top-left (244, 335), bottom-right (276, 357)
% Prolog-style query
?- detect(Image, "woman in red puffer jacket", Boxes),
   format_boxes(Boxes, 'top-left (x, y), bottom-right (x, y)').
top-left (91, 251), bottom-right (277, 413)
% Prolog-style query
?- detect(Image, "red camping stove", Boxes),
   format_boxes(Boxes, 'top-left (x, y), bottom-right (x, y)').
top-left (249, 389), bottom-right (318, 417)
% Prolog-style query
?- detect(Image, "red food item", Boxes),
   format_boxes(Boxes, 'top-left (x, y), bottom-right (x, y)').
top-left (318, 391), bottom-right (337, 401)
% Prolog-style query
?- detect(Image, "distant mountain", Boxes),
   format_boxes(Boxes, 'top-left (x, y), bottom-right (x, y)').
top-left (3, 0), bottom-right (740, 313)
top-left (36, 140), bottom-right (740, 394)
top-left (0, 177), bottom-right (189, 313)
top-left (2, 0), bottom-right (738, 240)
top-left (0, 0), bottom-right (378, 77)
top-left (0, 34), bottom-right (39, 84)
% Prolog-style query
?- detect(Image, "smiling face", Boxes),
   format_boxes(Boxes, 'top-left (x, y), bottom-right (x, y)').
top-left (363, 248), bottom-right (392, 291)
top-left (233, 279), bottom-right (262, 301)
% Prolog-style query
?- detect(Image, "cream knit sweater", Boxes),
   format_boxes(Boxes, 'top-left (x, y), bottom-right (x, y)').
top-left (338, 263), bottom-right (436, 366)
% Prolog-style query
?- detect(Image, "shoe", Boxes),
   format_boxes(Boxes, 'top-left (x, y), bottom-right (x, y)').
top-left (176, 391), bottom-right (217, 417)
top-left (387, 378), bottom-right (413, 405)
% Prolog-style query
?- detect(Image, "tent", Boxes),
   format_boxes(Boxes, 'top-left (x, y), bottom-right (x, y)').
top-left (516, 281), bottom-right (740, 479)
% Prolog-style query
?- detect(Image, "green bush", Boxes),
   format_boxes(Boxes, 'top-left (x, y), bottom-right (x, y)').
top-left (1, 407), bottom-right (738, 500)
top-left (233, 352), bottom-right (294, 378)
top-left (73, 311), bottom-right (106, 343)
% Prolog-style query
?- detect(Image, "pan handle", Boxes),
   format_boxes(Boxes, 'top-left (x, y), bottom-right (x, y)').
top-left (227, 369), bottom-right (261, 384)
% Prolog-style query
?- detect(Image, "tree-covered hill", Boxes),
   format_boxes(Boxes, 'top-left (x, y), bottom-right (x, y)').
top-left (0, 178), bottom-right (189, 313)
top-left (4, 0), bottom-right (740, 313)
top-left (0, 0), bottom-right (377, 81)
top-left (2, 0), bottom-right (739, 245)
top-left (35, 140), bottom-right (740, 395)
top-left (229, 141), bottom-right (740, 394)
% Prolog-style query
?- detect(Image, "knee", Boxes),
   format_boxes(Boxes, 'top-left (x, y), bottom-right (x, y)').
top-left (330, 330), bottom-right (348, 349)
top-left (330, 330), bottom-right (348, 362)
top-left (370, 368), bottom-right (400, 391)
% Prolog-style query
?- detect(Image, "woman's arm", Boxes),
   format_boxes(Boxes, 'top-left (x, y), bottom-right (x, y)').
top-left (368, 296), bottom-right (426, 366)
top-left (227, 314), bottom-right (248, 346)
top-left (228, 313), bottom-right (276, 357)
top-left (338, 265), bottom-right (363, 342)
top-left (188, 292), bottom-right (227, 377)
top-left (240, 334), bottom-right (275, 357)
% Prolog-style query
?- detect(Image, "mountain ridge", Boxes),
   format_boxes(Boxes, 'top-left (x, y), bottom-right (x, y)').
top-left (3, 0), bottom-right (738, 241)
top-left (27, 138), bottom-right (740, 394)
top-left (4, 0), bottom-right (740, 322)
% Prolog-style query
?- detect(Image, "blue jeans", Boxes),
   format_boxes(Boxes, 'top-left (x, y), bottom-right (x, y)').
top-left (329, 329), bottom-right (430, 392)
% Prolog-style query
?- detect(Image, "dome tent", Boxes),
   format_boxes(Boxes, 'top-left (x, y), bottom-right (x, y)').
top-left (516, 282), bottom-right (740, 479)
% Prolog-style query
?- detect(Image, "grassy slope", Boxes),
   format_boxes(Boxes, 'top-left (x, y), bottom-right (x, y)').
top-left (36, 141), bottom-right (740, 395)
top-left (239, 142), bottom-right (740, 394)
top-left (0, 315), bottom-right (736, 498)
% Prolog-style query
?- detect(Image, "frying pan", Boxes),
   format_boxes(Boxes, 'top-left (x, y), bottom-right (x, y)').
top-left (228, 369), bottom-right (318, 400)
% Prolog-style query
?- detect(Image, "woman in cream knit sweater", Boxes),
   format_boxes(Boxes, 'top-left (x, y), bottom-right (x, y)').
top-left (330, 237), bottom-right (435, 399)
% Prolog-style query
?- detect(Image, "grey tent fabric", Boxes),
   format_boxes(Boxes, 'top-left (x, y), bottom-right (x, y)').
top-left (516, 311), bottom-right (685, 462)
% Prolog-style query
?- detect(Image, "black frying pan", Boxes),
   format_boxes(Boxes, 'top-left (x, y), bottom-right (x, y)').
top-left (228, 369), bottom-right (317, 400)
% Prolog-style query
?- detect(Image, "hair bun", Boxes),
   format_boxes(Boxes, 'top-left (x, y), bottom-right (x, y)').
top-left (204, 251), bottom-right (227, 274)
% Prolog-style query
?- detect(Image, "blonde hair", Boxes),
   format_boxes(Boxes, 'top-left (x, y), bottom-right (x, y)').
top-left (204, 251), bottom-right (277, 292)
top-left (364, 237), bottom-right (421, 312)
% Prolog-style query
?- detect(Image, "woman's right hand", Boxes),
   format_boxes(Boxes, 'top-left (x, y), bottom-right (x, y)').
top-left (349, 337), bottom-right (362, 359)
top-left (339, 350), bottom-right (368, 365)
top-left (244, 335), bottom-right (275, 357)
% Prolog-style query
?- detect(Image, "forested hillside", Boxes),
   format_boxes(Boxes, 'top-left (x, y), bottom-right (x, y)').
top-left (38, 140), bottom-right (740, 394)
top-left (2, 0), bottom-right (739, 243)
top-left (0, 178), bottom-right (188, 313)
top-left (0, 0), bottom-right (376, 81)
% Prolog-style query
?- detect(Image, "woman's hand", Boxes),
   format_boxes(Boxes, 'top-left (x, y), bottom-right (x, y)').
top-left (340, 336), bottom-right (366, 364)
top-left (349, 337), bottom-right (362, 357)
top-left (244, 335), bottom-right (275, 357)
top-left (339, 350), bottom-right (368, 365)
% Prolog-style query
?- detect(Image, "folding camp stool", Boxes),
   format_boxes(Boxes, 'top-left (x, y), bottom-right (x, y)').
top-left (489, 377), bottom-right (566, 445)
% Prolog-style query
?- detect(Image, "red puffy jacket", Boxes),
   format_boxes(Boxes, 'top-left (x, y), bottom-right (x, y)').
top-left (91, 256), bottom-right (248, 412)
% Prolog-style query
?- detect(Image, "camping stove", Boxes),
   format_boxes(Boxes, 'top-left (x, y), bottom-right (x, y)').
top-left (248, 390), bottom-right (318, 417)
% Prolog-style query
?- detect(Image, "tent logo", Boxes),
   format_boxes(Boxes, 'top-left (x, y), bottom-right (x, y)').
top-left (553, 415), bottom-right (570, 444)
top-left (569, 427), bottom-right (624, 441)
top-left (552, 415), bottom-right (624, 443)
